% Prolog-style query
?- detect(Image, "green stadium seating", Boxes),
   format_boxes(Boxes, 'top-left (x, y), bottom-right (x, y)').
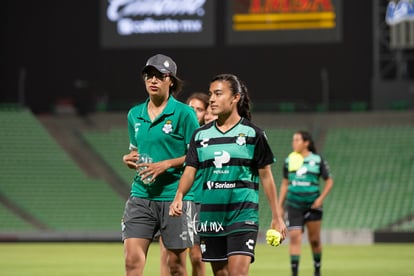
top-left (322, 126), bottom-right (414, 230)
top-left (0, 204), bottom-right (35, 232)
top-left (82, 128), bottom-right (134, 185)
top-left (0, 108), bottom-right (125, 232)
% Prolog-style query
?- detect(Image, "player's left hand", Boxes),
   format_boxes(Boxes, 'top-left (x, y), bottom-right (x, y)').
top-left (311, 197), bottom-right (323, 209)
top-left (137, 160), bottom-right (170, 182)
top-left (169, 200), bottom-right (183, 217)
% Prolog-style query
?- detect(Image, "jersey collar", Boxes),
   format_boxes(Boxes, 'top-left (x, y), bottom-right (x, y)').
top-left (138, 96), bottom-right (177, 122)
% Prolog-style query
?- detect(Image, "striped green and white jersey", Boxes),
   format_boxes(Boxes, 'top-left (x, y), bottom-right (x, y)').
top-left (283, 153), bottom-right (331, 209)
top-left (185, 118), bottom-right (275, 237)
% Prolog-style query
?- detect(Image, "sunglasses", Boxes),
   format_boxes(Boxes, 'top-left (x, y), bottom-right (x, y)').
top-left (143, 71), bottom-right (170, 81)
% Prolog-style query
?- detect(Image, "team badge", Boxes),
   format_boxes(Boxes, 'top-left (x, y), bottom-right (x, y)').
top-left (162, 120), bottom-right (173, 134)
top-left (200, 242), bottom-right (206, 253)
top-left (236, 133), bottom-right (246, 146)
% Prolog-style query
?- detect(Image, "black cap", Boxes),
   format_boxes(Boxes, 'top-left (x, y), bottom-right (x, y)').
top-left (142, 54), bottom-right (177, 77)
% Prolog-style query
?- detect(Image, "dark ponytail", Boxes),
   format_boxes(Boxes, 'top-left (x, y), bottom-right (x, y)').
top-left (210, 74), bottom-right (251, 120)
top-left (297, 130), bottom-right (317, 153)
top-left (169, 75), bottom-right (184, 97)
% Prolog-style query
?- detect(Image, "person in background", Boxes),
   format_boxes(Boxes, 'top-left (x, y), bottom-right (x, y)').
top-left (278, 130), bottom-right (334, 276)
top-left (159, 91), bottom-right (209, 276)
top-left (169, 73), bottom-right (287, 275)
top-left (187, 92), bottom-right (210, 126)
top-left (203, 104), bottom-right (217, 124)
top-left (121, 54), bottom-right (199, 276)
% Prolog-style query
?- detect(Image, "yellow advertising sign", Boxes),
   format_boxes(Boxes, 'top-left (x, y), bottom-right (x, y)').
top-left (233, 0), bottom-right (336, 31)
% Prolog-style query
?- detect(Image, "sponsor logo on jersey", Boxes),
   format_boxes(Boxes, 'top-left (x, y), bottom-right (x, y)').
top-left (213, 150), bottom-right (230, 168)
top-left (192, 213), bottom-right (225, 234)
top-left (206, 181), bottom-right (236, 190)
top-left (296, 166), bottom-right (307, 176)
top-left (292, 180), bottom-right (311, 186)
top-left (206, 181), bottom-right (214, 190)
top-left (200, 138), bottom-right (209, 147)
top-left (197, 220), bottom-right (224, 233)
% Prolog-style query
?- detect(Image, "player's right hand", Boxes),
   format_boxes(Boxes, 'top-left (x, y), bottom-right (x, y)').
top-left (122, 151), bottom-right (138, 169)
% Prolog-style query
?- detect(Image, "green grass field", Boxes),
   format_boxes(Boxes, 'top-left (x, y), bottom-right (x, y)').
top-left (1, 242), bottom-right (413, 275)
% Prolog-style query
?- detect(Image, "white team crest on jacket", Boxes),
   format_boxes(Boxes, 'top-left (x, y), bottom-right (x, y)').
top-left (162, 120), bottom-right (173, 134)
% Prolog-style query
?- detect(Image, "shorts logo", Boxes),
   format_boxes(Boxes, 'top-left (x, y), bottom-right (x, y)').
top-left (213, 150), bottom-right (230, 168)
top-left (245, 239), bottom-right (255, 250)
top-left (179, 230), bottom-right (188, 241)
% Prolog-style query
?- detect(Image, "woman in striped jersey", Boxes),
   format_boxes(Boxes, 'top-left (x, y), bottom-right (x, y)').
top-left (279, 131), bottom-right (334, 276)
top-left (170, 73), bottom-right (287, 276)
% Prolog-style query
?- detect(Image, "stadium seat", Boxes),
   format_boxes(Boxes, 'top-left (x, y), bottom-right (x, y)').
top-left (0, 108), bottom-right (125, 232)
top-left (322, 126), bottom-right (414, 230)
